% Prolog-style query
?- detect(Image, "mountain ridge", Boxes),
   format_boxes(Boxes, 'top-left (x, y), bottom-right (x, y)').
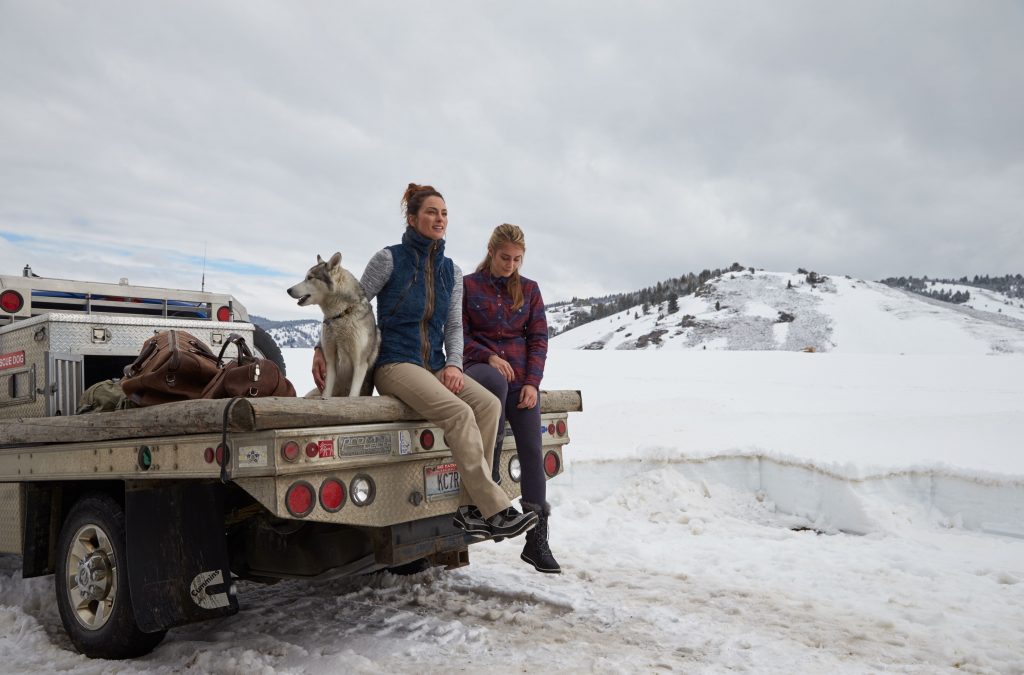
top-left (253, 267), bottom-right (1024, 353)
top-left (551, 269), bottom-right (1024, 354)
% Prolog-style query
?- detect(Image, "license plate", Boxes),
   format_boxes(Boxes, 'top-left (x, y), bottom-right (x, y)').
top-left (424, 462), bottom-right (461, 501)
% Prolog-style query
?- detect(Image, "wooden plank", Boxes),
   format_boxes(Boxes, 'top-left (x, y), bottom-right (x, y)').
top-left (0, 399), bottom-right (255, 447)
top-left (0, 390), bottom-right (582, 447)
top-left (540, 389), bottom-right (584, 414)
top-left (242, 390), bottom-right (581, 430)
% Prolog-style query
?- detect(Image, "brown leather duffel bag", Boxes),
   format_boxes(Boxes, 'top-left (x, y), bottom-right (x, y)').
top-left (121, 330), bottom-right (222, 406)
top-left (201, 333), bottom-right (296, 399)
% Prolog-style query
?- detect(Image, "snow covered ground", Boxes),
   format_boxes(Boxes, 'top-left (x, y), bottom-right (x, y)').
top-left (1, 345), bottom-right (1023, 671)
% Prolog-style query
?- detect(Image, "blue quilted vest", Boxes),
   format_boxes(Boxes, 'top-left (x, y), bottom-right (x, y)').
top-left (375, 227), bottom-right (455, 371)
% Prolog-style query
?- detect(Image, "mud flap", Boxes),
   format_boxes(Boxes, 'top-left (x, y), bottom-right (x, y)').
top-left (126, 482), bottom-right (238, 633)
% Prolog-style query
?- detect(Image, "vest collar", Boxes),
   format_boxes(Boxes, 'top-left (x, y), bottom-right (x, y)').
top-left (402, 227), bottom-right (445, 258)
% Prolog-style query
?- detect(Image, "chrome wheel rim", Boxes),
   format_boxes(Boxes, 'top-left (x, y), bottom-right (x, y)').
top-left (65, 524), bottom-right (117, 631)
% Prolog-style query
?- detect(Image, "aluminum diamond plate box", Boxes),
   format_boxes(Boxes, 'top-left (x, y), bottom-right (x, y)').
top-left (0, 313), bottom-right (255, 419)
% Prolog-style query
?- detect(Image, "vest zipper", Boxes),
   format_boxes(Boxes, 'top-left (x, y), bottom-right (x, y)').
top-left (421, 242), bottom-right (437, 368)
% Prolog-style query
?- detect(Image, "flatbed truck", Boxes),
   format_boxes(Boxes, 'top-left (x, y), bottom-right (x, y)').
top-left (0, 268), bottom-right (580, 658)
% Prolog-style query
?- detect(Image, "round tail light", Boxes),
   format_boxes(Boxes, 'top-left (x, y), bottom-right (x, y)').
top-left (556, 420), bottom-right (567, 436)
top-left (203, 447), bottom-right (215, 464)
top-left (285, 481), bottom-right (315, 517)
top-left (216, 306), bottom-right (232, 322)
top-left (305, 442), bottom-right (319, 458)
top-left (547, 423), bottom-right (555, 435)
top-left (419, 429), bottom-right (435, 450)
top-left (319, 478), bottom-right (346, 512)
top-left (0, 290), bottom-right (24, 313)
top-left (215, 444), bottom-right (229, 467)
top-left (543, 451), bottom-right (561, 478)
top-left (281, 441), bottom-right (300, 462)
top-left (350, 474), bottom-right (376, 507)
top-left (508, 456), bottom-right (522, 483)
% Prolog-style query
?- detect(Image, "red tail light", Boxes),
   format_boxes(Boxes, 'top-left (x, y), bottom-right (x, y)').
top-left (203, 447), bottom-right (215, 464)
top-left (319, 478), bottom-right (346, 512)
top-left (556, 420), bottom-right (567, 436)
top-left (286, 481), bottom-right (315, 517)
top-left (305, 442), bottom-right (319, 458)
top-left (281, 441), bottom-right (300, 462)
top-left (547, 423), bottom-right (555, 435)
top-left (215, 444), bottom-right (228, 466)
top-left (216, 306), bottom-right (231, 322)
top-left (419, 429), bottom-right (435, 450)
top-left (543, 451), bottom-right (561, 477)
top-left (0, 290), bottom-right (23, 313)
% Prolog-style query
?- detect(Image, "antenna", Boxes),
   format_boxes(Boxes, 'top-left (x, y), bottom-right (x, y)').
top-left (201, 241), bottom-right (207, 292)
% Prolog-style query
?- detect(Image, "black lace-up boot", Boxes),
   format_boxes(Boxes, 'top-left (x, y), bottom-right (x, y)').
top-left (520, 502), bottom-right (561, 574)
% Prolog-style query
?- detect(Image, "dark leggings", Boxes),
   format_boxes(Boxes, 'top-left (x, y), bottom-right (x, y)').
top-left (464, 363), bottom-right (546, 505)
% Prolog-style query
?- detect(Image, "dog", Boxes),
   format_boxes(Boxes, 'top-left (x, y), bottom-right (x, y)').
top-left (287, 252), bottom-right (379, 397)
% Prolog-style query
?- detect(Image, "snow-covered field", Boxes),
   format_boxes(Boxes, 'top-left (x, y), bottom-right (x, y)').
top-left (0, 344), bottom-right (1021, 673)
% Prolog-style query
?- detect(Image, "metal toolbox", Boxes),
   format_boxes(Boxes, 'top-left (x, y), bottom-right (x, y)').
top-left (0, 313), bottom-right (255, 418)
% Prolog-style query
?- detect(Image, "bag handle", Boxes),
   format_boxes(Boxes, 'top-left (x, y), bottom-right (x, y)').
top-left (123, 339), bottom-right (157, 378)
top-left (215, 333), bottom-right (255, 365)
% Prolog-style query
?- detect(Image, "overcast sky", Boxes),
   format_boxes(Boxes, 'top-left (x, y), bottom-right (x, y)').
top-left (1, 1), bottom-right (1021, 320)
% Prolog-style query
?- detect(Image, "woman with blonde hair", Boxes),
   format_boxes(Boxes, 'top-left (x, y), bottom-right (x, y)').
top-left (463, 224), bottom-right (560, 573)
top-left (312, 185), bottom-right (537, 542)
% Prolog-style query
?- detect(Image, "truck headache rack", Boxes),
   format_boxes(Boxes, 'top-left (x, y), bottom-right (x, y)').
top-left (0, 271), bottom-right (247, 325)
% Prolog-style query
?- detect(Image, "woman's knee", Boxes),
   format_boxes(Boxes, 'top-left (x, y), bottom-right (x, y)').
top-left (467, 364), bottom-right (508, 400)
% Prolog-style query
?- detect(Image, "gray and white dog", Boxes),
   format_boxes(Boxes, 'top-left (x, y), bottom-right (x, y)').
top-left (287, 252), bottom-right (379, 397)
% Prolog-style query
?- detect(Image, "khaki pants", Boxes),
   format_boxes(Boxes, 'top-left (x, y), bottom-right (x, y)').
top-left (374, 362), bottom-right (510, 518)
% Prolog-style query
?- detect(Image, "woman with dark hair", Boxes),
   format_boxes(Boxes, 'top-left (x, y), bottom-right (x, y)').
top-left (311, 184), bottom-right (537, 541)
top-left (463, 224), bottom-right (560, 573)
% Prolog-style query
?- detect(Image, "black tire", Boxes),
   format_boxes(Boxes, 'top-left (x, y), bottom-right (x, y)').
top-left (253, 324), bottom-right (286, 376)
top-left (55, 494), bottom-right (167, 659)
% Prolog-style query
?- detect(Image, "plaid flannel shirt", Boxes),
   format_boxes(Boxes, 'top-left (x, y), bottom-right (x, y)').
top-left (462, 271), bottom-right (548, 390)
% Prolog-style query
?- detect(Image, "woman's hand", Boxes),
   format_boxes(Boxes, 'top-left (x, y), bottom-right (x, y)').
top-left (440, 366), bottom-right (464, 394)
top-left (488, 354), bottom-right (515, 382)
top-left (312, 346), bottom-right (326, 391)
top-left (517, 384), bottom-right (538, 409)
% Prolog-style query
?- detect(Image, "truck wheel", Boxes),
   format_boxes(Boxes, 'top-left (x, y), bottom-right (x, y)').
top-left (253, 325), bottom-right (286, 376)
top-left (55, 494), bottom-right (167, 659)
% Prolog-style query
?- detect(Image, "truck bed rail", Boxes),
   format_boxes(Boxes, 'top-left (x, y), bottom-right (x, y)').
top-left (0, 390), bottom-right (583, 446)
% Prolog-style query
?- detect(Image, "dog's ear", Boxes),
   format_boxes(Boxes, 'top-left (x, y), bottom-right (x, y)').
top-left (328, 252), bottom-right (342, 269)
top-left (316, 254), bottom-right (325, 265)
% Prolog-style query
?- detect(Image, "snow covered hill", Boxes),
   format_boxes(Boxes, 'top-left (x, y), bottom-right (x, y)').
top-left (251, 316), bottom-right (321, 348)
top-left (925, 280), bottom-right (1024, 322)
top-left (552, 270), bottom-right (1024, 354)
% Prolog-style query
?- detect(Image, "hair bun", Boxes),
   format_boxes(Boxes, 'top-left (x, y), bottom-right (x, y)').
top-left (401, 183), bottom-right (443, 216)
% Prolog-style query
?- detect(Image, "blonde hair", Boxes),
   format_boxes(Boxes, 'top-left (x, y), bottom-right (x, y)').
top-left (477, 223), bottom-right (526, 311)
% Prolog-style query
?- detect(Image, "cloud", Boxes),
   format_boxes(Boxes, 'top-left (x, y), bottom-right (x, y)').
top-left (1, 1), bottom-right (1021, 318)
